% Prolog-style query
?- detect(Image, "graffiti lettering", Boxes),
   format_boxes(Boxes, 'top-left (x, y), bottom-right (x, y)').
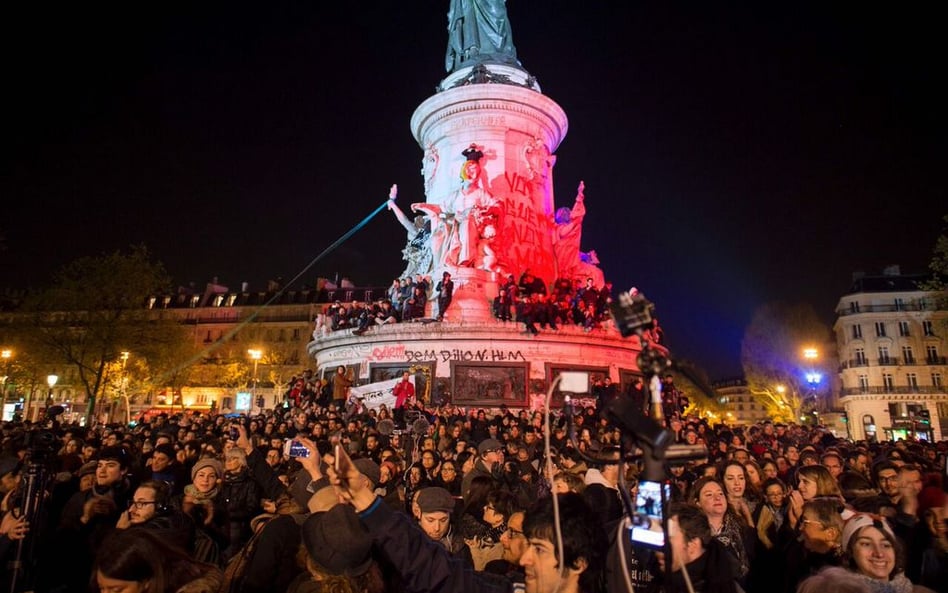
top-left (405, 349), bottom-right (439, 362)
top-left (368, 345), bottom-right (407, 361)
top-left (403, 348), bottom-right (526, 363)
top-left (503, 171), bottom-right (531, 196)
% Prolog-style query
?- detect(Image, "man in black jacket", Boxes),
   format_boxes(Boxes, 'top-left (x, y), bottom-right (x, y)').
top-left (436, 271), bottom-right (454, 321)
top-left (332, 445), bottom-right (608, 593)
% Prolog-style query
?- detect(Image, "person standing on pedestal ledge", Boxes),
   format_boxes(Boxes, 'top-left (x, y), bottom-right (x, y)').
top-left (436, 271), bottom-right (454, 321)
top-left (393, 371), bottom-right (415, 426)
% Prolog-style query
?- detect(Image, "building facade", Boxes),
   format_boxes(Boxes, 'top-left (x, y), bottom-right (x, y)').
top-left (712, 379), bottom-right (771, 426)
top-left (834, 267), bottom-right (948, 442)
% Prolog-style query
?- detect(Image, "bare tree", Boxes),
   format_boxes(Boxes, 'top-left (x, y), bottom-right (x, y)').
top-left (741, 302), bottom-right (836, 423)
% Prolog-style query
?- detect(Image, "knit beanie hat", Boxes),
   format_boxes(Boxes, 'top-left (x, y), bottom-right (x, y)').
top-left (191, 457), bottom-right (223, 481)
top-left (841, 513), bottom-right (896, 552)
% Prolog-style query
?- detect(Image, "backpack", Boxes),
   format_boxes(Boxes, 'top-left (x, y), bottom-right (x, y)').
top-left (220, 513), bottom-right (307, 593)
top-left (192, 527), bottom-right (221, 567)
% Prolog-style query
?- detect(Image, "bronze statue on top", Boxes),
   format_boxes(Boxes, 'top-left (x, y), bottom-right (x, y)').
top-left (446, 0), bottom-right (520, 73)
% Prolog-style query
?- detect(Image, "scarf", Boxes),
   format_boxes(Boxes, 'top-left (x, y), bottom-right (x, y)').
top-left (856, 573), bottom-right (913, 593)
top-left (184, 483), bottom-right (219, 504)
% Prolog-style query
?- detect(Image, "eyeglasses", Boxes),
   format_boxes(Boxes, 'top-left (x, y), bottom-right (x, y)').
top-left (505, 527), bottom-right (525, 538)
top-left (128, 500), bottom-right (157, 509)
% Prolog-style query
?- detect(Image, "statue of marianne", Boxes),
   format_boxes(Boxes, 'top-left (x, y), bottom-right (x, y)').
top-left (445, 0), bottom-right (519, 73)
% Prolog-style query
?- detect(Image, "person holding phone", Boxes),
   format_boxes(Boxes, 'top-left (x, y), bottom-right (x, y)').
top-left (328, 440), bottom-right (608, 593)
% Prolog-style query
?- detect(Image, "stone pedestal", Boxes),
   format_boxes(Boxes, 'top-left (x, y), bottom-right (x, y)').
top-left (443, 267), bottom-right (495, 324)
top-left (411, 71), bottom-right (569, 287)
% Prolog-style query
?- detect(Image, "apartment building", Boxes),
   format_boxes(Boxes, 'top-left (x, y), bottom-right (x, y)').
top-left (834, 266), bottom-right (947, 441)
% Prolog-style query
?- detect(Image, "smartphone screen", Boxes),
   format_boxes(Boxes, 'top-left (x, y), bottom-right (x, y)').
top-left (630, 480), bottom-right (669, 548)
top-left (284, 440), bottom-right (310, 459)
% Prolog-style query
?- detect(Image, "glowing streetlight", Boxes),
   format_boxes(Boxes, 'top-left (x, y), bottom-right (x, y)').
top-left (803, 348), bottom-right (818, 360)
top-left (46, 374), bottom-right (58, 412)
top-left (248, 349), bottom-right (263, 411)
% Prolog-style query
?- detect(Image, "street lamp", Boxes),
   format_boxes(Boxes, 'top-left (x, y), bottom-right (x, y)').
top-left (46, 374), bottom-right (58, 414)
top-left (803, 348), bottom-right (818, 360)
top-left (248, 349), bottom-right (262, 412)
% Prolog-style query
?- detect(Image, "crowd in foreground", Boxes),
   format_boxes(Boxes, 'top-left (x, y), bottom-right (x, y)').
top-left (0, 393), bottom-right (946, 593)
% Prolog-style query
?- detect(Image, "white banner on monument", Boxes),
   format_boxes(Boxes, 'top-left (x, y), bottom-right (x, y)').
top-left (349, 376), bottom-right (415, 411)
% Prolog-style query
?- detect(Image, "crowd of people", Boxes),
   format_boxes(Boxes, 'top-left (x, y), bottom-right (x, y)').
top-left (313, 271), bottom-right (626, 339)
top-left (1, 386), bottom-right (946, 593)
top-left (492, 272), bottom-right (618, 335)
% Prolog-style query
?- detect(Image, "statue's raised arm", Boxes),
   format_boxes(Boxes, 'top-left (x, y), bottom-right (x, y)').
top-left (446, 0), bottom-right (519, 73)
top-left (387, 184), bottom-right (420, 236)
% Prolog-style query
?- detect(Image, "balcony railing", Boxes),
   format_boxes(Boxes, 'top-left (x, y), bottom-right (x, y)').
top-left (841, 385), bottom-right (948, 396)
top-left (841, 356), bottom-right (947, 371)
top-left (837, 303), bottom-right (941, 316)
top-left (839, 359), bottom-right (870, 370)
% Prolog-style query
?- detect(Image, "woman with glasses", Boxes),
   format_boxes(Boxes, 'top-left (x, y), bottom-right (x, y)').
top-left (435, 460), bottom-right (462, 496)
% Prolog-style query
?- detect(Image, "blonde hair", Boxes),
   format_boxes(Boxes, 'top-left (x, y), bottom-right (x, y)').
top-left (225, 448), bottom-right (248, 469)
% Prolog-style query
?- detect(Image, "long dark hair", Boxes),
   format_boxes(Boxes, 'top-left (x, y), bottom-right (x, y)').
top-left (92, 529), bottom-right (217, 593)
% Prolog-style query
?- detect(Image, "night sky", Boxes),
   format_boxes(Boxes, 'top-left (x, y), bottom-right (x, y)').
top-left (2, 3), bottom-right (944, 379)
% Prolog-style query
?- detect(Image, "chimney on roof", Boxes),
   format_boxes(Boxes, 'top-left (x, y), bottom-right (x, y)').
top-left (241, 281), bottom-right (249, 293)
top-left (852, 271), bottom-right (865, 282)
top-left (882, 265), bottom-right (901, 277)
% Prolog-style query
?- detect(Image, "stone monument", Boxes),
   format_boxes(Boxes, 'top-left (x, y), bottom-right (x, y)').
top-left (309, 5), bottom-right (639, 410)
